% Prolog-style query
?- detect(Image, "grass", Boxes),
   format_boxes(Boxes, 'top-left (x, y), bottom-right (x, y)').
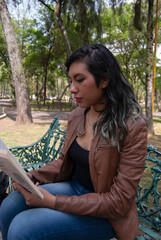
top-left (153, 118), bottom-right (161, 133)
top-left (0, 116), bottom-right (161, 148)
top-left (0, 118), bottom-right (67, 147)
top-left (1, 123), bottom-right (50, 147)
top-left (153, 118), bottom-right (161, 124)
top-left (153, 117), bottom-right (161, 137)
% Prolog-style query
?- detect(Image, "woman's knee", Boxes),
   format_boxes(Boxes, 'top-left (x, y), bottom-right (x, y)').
top-left (8, 215), bottom-right (24, 240)
top-left (0, 191), bottom-right (27, 224)
top-left (7, 209), bottom-right (47, 240)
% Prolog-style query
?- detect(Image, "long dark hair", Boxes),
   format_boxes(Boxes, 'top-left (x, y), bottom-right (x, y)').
top-left (66, 44), bottom-right (142, 145)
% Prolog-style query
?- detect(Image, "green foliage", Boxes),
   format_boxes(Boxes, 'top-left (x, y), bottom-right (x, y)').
top-left (60, 0), bottom-right (102, 47)
top-left (0, 0), bottom-right (160, 106)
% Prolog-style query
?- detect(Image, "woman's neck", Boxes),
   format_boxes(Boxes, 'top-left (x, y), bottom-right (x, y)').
top-left (87, 108), bottom-right (101, 126)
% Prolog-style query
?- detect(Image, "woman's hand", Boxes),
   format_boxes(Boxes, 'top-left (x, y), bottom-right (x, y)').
top-left (13, 182), bottom-right (56, 209)
top-left (27, 172), bottom-right (40, 185)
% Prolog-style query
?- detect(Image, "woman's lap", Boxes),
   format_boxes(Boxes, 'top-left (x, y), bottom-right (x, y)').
top-left (0, 179), bottom-right (116, 240)
top-left (8, 208), bottom-right (115, 240)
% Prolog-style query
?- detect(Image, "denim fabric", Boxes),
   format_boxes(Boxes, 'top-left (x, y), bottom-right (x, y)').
top-left (0, 177), bottom-right (116, 240)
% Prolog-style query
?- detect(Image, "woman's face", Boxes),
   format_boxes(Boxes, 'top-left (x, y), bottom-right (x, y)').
top-left (68, 62), bottom-right (108, 109)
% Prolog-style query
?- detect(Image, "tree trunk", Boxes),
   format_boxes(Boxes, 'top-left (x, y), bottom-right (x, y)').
top-left (79, 0), bottom-right (88, 45)
top-left (55, 0), bottom-right (72, 59)
top-left (43, 46), bottom-right (53, 106)
top-left (152, 0), bottom-right (159, 114)
top-left (146, 0), bottom-right (154, 133)
top-left (0, 0), bottom-right (33, 124)
top-left (134, 0), bottom-right (142, 31)
top-left (38, 0), bottom-right (72, 58)
top-left (155, 89), bottom-right (161, 112)
top-left (58, 17), bottom-right (72, 58)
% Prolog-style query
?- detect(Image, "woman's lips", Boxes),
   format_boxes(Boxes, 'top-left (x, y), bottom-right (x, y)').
top-left (75, 98), bottom-right (82, 103)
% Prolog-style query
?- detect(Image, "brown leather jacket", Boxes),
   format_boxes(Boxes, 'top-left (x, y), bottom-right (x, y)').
top-left (30, 107), bottom-right (148, 240)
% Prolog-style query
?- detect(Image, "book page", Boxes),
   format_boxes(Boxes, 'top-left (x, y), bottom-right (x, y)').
top-left (0, 139), bottom-right (43, 199)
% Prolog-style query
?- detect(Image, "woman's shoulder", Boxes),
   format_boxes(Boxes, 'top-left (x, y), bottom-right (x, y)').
top-left (126, 114), bottom-right (147, 132)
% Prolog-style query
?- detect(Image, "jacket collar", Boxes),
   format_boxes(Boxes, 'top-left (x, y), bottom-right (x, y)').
top-left (75, 108), bottom-right (90, 137)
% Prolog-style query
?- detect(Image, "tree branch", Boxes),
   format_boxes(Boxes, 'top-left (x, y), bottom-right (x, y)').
top-left (38, 0), bottom-right (55, 13)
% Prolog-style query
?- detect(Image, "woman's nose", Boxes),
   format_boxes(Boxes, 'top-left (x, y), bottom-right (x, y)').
top-left (69, 82), bottom-right (78, 94)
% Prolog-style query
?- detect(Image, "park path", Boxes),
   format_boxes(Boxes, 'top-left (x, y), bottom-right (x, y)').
top-left (1, 99), bottom-right (161, 123)
top-left (6, 109), bottom-right (70, 123)
top-left (0, 99), bottom-right (70, 123)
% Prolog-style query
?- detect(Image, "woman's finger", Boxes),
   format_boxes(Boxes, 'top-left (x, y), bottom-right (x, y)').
top-left (13, 183), bottom-right (32, 199)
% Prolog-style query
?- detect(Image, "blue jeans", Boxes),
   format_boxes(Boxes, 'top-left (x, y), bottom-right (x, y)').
top-left (0, 177), bottom-right (116, 240)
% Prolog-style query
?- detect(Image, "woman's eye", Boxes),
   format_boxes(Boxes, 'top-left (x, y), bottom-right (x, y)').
top-left (77, 78), bottom-right (84, 83)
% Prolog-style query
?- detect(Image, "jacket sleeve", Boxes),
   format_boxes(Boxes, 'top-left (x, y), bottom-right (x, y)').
top-left (28, 128), bottom-right (69, 184)
top-left (27, 153), bottom-right (64, 184)
top-left (54, 118), bottom-right (148, 220)
top-left (28, 108), bottom-right (82, 184)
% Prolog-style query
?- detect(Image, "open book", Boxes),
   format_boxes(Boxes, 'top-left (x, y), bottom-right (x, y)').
top-left (0, 138), bottom-right (43, 199)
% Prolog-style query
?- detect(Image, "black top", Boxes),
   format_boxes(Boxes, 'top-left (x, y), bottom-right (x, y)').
top-left (68, 139), bottom-right (94, 192)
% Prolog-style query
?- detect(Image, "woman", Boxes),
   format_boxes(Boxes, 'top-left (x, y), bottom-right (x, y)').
top-left (0, 44), bottom-right (147, 240)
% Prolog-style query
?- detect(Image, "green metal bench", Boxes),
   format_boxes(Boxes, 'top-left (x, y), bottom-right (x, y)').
top-left (9, 116), bottom-right (66, 192)
top-left (9, 116), bottom-right (66, 171)
top-left (136, 145), bottom-right (161, 240)
top-left (9, 116), bottom-right (161, 240)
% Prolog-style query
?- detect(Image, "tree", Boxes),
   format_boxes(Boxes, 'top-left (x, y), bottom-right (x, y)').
top-left (152, 0), bottom-right (159, 114)
top-left (22, 10), bottom-right (66, 105)
top-left (38, 0), bottom-right (102, 53)
top-left (145, 0), bottom-right (154, 133)
top-left (62, 0), bottom-right (102, 47)
top-left (133, 0), bottom-right (156, 132)
top-left (0, 22), bottom-right (14, 92)
top-left (38, 0), bottom-right (72, 58)
top-left (110, 1), bottom-right (158, 133)
top-left (1, 0), bottom-right (160, 119)
top-left (0, 0), bottom-right (33, 124)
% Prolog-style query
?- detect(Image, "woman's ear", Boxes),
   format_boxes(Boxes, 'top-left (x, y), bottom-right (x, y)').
top-left (101, 74), bottom-right (108, 88)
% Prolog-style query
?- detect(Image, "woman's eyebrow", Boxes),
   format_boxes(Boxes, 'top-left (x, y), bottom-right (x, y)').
top-left (68, 73), bottom-right (84, 79)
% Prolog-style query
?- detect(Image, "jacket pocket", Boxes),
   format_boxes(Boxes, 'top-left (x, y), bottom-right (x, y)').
top-left (94, 144), bottom-right (117, 154)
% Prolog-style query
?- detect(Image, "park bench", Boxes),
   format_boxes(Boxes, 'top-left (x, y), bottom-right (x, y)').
top-left (0, 107), bottom-right (6, 119)
top-left (9, 116), bottom-right (161, 240)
